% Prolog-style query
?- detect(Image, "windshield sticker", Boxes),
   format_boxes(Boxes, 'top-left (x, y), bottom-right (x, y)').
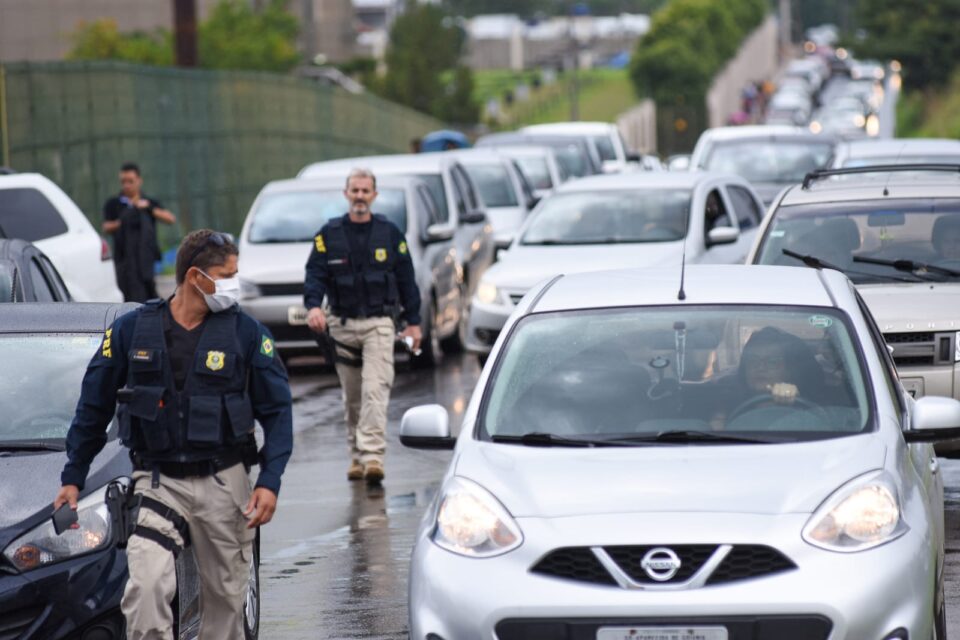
top-left (809, 315), bottom-right (833, 329)
top-left (770, 230), bottom-right (786, 238)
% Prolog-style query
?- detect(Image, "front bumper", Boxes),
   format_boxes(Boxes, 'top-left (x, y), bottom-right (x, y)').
top-left (0, 546), bottom-right (127, 639)
top-left (465, 299), bottom-right (513, 355)
top-left (241, 294), bottom-right (317, 354)
top-left (409, 512), bottom-right (935, 640)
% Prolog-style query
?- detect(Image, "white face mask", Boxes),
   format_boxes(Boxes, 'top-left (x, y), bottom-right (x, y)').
top-left (194, 269), bottom-right (240, 312)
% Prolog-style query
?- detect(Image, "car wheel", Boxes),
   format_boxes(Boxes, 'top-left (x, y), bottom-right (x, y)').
top-left (412, 301), bottom-right (440, 368)
top-left (244, 529), bottom-right (261, 640)
top-left (440, 286), bottom-right (468, 354)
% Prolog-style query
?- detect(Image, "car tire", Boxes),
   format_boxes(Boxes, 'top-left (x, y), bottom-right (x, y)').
top-left (412, 301), bottom-right (440, 369)
top-left (244, 529), bottom-right (261, 640)
top-left (440, 286), bottom-right (468, 354)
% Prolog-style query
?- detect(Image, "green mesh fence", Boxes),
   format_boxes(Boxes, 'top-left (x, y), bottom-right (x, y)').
top-left (0, 61), bottom-right (441, 250)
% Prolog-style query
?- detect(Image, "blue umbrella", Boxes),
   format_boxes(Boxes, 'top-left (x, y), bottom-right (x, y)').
top-left (420, 129), bottom-right (471, 152)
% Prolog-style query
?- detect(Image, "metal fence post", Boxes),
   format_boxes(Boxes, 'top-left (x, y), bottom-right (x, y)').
top-left (0, 64), bottom-right (9, 168)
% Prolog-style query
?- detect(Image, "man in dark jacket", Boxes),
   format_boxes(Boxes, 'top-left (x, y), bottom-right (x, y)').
top-left (304, 168), bottom-right (421, 485)
top-left (54, 229), bottom-right (292, 640)
top-left (102, 162), bottom-right (177, 302)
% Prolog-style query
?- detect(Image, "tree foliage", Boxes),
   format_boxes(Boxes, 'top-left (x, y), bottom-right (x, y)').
top-left (381, 2), bottom-right (479, 124)
top-left (67, 0), bottom-right (299, 72)
top-left (68, 19), bottom-right (173, 66)
top-left (629, 0), bottom-right (766, 104)
top-left (853, 0), bottom-right (960, 89)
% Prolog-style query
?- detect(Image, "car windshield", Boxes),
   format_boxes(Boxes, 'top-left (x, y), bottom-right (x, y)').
top-left (521, 190), bottom-right (689, 245)
top-left (464, 164), bottom-right (519, 207)
top-left (248, 188), bottom-right (406, 243)
top-left (755, 199), bottom-right (960, 283)
top-left (515, 157), bottom-right (552, 190)
top-left (703, 141), bottom-right (834, 184)
top-left (592, 135), bottom-right (618, 161)
top-left (0, 334), bottom-right (106, 443)
top-left (481, 306), bottom-right (870, 443)
top-left (546, 143), bottom-right (589, 178)
top-left (843, 156), bottom-right (960, 168)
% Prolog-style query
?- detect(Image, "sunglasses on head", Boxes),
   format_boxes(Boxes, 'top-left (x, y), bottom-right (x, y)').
top-left (184, 232), bottom-right (235, 271)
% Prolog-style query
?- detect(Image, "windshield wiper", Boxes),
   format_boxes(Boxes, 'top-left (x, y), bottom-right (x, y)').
top-left (781, 249), bottom-right (920, 282)
top-left (853, 255), bottom-right (960, 279)
top-left (608, 430), bottom-right (772, 444)
top-left (490, 433), bottom-right (628, 447)
top-left (0, 440), bottom-right (66, 453)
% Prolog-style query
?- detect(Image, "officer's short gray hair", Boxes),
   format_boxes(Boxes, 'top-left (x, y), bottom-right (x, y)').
top-left (345, 168), bottom-right (376, 190)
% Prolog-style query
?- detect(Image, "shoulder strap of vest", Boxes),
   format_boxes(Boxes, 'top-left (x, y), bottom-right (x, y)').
top-left (326, 215), bottom-right (345, 229)
top-left (131, 301), bottom-right (165, 349)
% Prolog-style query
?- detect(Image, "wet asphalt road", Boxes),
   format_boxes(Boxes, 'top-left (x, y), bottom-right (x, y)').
top-left (256, 353), bottom-right (960, 640)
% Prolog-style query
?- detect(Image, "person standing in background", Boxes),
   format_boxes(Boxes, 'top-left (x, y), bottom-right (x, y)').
top-left (103, 162), bottom-right (177, 302)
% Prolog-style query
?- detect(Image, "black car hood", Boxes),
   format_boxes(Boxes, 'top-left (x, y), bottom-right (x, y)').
top-left (0, 440), bottom-right (130, 539)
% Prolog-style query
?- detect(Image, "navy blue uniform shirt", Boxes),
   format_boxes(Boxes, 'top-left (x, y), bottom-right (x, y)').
top-left (61, 304), bottom-right (293, 495)
top-left (304, 214), bottom-right (421, 326)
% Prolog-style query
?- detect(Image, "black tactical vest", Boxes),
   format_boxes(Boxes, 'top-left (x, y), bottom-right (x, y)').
top-left (325, 214), bottom-right (399, 318)
top-left (118, 301), bottom-right (255, 461)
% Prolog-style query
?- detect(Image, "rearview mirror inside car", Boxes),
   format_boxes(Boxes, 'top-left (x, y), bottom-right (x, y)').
top-left (904, 396), bottom-right (960, 442)
top-left (400, 404), bottom-right (456, 449)
top-left (707, 226), bottom-right (740, 246)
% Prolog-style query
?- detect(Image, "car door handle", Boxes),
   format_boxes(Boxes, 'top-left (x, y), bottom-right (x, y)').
top-left (930, 457), bottom-right (940, 475)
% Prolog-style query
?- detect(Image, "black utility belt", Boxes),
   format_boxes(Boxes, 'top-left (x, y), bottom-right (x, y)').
top-left (132, 449), bottom-right (247, 479)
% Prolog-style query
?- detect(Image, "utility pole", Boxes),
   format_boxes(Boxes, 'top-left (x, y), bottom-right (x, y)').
top-left (173, 0), bottom-right (199, 67)
top-left (302, 0), bottom-right (317, 61)
top-left (778, 0), bottom-right (792, 63)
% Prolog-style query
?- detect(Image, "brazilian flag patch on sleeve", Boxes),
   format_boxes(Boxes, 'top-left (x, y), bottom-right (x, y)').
top-left (260, 335), bottom-right (274, 358)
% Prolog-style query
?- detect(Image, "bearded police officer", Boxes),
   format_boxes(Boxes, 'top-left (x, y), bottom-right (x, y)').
top-left (304, 168), bottom-right (421, 485)
top-left (54, 229), bottom-right (293, 640)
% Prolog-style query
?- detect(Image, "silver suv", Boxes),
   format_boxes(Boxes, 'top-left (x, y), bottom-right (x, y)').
top-left (749, 165), bottom-right (960, 410)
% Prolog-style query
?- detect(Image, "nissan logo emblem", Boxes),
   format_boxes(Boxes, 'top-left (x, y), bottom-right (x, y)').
top-left (640, 547), bottom-right (682, 582)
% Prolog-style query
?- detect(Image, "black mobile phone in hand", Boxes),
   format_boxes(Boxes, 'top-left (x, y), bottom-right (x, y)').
top-left (52, 503), bottom-right (79, 535)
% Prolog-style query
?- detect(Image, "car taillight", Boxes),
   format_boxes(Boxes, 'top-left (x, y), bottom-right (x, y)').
top-left (101, 238), bottom-right (112, 261)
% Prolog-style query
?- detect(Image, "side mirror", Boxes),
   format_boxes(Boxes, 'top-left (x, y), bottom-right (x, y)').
top-left (904, 396), bottom-right (960, 442)
top-left (526, 195), bottom-right (540, 211)
top-left (399, 404), bottom-right (456, 449)
top-left (706, 226), bottom-right (739, 246)
top-left (626, 152), bottom-right (643, 163)
top-left (424, 224), bottom-right (455, 243)
top-left (460, 210), bottom-right (487, 225)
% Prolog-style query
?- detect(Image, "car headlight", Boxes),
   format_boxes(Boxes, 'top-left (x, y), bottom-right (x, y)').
top-left (239, 278), bottom-right (262, 301)
top-left (2, 485), bottom-right (113, 572)
top-left (802, 471), bottom-right (907, 552)
top-left (476, 281), bottom-right (500, 305)
top-left (432, 477), bottom-right (522, 557)
top-left (853, 114), bottom-right (866, 128)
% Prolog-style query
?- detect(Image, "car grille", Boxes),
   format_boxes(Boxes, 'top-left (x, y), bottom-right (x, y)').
top-left (259, 282), bottom-right (304, 297)
top-left (0, 604), bottom-right (44, 640)
top-left (531, 545), bottom-right (795, 589)
top-left (495, 615), bottom-right (832, 640)
top-left (884, 331), bottom-right (956, 367)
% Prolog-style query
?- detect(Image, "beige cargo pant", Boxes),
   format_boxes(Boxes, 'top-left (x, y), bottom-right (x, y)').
top-left (121, 462), bottom-right (256, 640)
top-left (328, 315), bottom-right (396, 465)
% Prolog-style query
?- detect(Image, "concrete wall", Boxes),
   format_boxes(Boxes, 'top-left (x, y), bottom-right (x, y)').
top-left (706, 15), bottom-right (778, 128)
top-left (617, 99), bottom-right (657, 154)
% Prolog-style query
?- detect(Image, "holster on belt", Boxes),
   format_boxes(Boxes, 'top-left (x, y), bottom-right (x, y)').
top-left (105, 479), bottom-right (133, 549)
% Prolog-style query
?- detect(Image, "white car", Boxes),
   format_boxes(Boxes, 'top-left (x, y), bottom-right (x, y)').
top-left (479, 144), bottom-right (567, 200)
top-left (0, 173), bottom-right (122, 302)
top-left (467, 172), bottom-right (766, 357)
top-left (830, 138), bottom-right (960, 169)
top-left (401, 265), bottom-right (954, 640)
top-left (521, 122), bottom-right (634, 173)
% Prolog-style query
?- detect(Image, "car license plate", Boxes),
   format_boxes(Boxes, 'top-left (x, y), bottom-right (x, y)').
top-left (901, 377), bottom-right (924, 398)
top-left (597, 627), bottom-right (728, 640)
top-left (287, 306), bottom-right (308, 326)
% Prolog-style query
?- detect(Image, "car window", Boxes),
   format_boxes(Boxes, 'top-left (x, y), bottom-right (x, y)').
top-left (703, 141), bottom-right (834, 184)
top-left (482, 305), bottom-right (871, 442)
top-left (415, 174), bottom-right (449, 223)
top-left (514, 156), bottom-right (553, 190)
top-left (456, 167), bottom-right (481, 210)
top-left (726, 185), bottom-right (763, 230)
top-left (0, 260), bottom-right (17, 302)
top-left (29, 258), bottom-right (56, 301)
top-left (463, 164), bottom-right (518, 208)
top-left (417, 185), bottom-right (442, 227)
top-left (592, 135), bottom-right (618, 162)
top-left (854, 289), bottom-right (905, 414)
top-left (843, 155), bottom-right (960, 168)
top-left (521, 190), bottom-right (690, 245)
top-left (547, 143), bottom-right (589, 179)
top-left (0, 188), bottom-right (69, 241)
top-left (704, 189), bottom-right (733, 238)
top-left (39, 255), bottom-right (69, 300)
top-left (0, 334), bottom-right (106, 442)
top-left (248, 188), bottom-right (407, 243)
top-left (512, 161), bottom-right (537, 204)
top-left (755, 199), bottom-right (960, 283)
top-left (450, 171), bottom-right (468, 218)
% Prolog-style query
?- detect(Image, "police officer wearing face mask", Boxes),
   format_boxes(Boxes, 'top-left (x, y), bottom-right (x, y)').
top-left (53, 229), bottom-right (293, 640)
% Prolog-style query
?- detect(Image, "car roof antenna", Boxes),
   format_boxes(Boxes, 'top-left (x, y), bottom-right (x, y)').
top-left (883, 143), bottom-right (907, 197)
top-left (677, 224), bottom-right (688, 301)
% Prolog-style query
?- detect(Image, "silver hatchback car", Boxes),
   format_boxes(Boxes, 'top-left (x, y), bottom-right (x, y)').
top-left (401, 265), bottom-right (957, 640)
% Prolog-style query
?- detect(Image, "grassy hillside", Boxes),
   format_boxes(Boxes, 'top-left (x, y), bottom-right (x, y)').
top-left (897, 70), bottom-right (960, 138)
top-left (475, 68), bottom-right (640, 128)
